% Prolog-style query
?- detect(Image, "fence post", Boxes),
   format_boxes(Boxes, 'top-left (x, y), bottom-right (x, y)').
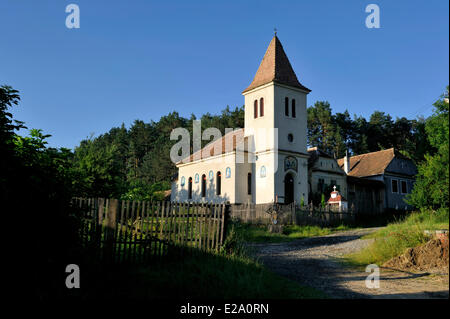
top-left (220, 204), bottom-right (228, 246)
top-left (104, 199), bottom-right (118, 263)
top-left (291, 202), bottom-right (295, 225)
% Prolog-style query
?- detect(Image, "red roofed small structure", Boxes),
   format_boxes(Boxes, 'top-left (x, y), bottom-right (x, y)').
top-left (327, 186), bottom-right (348, 211)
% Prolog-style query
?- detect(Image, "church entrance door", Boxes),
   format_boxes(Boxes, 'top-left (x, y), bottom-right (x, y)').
top-left (284, 173), bottom-right (294, 204)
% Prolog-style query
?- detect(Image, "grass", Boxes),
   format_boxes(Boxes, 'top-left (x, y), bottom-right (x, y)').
top-left (344, 208), bottom-right (449, 267)
top-left (52, 220), bottom-right (328, 300)
top-left (63, 249), bottom-right (326, 299)
top-left (233, 222), bottom-right (353, 243)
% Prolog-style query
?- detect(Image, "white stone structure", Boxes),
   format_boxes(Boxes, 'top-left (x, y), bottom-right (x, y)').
top-left (327, 186), bottom-right (348, 211)
top-left (171, 35), bottom-right (311, 204)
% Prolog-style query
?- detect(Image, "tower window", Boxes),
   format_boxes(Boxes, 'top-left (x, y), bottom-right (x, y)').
top-left (216, 171), bottom-right (222, 195)
top-left (259, 98), bottom-right (264, 117)
top-left (285, 97), bottom-right (289, 116)
top-left (201, 174), bottom-right (206, 197)
top-left (254, 100), bottom-right (258, 118)
top-left (247, 173), bottom-right (252, 195)
top-left (292, 99), bottom-right (296, 118)
top-left (288, 133), bottom-right (294, 143)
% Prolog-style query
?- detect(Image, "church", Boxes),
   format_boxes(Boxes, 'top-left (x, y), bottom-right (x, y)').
top-left (171, 35), bottom-right (311, 205)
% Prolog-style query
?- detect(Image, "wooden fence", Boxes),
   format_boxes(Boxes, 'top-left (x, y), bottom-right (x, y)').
top-left (229, 202), bottom-right (355, 226)
top-left (72, 198), bottom-right (227, 263)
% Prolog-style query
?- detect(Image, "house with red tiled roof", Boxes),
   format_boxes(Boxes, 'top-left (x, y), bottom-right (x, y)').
top-left (337, 148), bottom-right (417, 213)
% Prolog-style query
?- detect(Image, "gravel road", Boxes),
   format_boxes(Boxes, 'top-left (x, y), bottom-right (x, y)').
top-left (247, 228), bottom-right (449, 299)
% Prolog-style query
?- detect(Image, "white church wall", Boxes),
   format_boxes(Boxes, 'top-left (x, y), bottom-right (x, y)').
top-left (274, 84), bottom-right (308, 154)
top-left (174, 152), bottom-right (237, 203)
top-left (274, 154), bottom-right (309, 204)
top-left (254, 151), bottom-right (276, 204)
top-left (235, 152), bottom-right (253, 204)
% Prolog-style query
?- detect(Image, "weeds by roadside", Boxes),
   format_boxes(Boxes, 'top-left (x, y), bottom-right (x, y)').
top-left (344, 208), bottom-right (449, 267)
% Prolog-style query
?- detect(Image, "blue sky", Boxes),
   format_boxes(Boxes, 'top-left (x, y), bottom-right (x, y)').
top-left (1, 0), bottom-right (448, 149)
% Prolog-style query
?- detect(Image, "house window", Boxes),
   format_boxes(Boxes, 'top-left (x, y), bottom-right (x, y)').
top-left (188, 177), bottom-right (193, 199)
top-left (285, 97), bottom-right (289, 116)
top-left (254, 100), bottom-right (258, 118)
top-left (331, 180), bottom-right (337, 188)
top-left (216, 171), bottom-right (221, 195)
top-left (318, 178), bottom-right (325, 192)
top-left (247, 173), bottom-right (252, 195)
top-left (292, 99), bottom-right (296, 118)
top-left (260, 98), bottom-right (264, 117)
top-left (201, 174), bottom-right (206, 197)
top-left (391, 179), bottom-right (398, 193)
top-left (401, 180), bottom-right (407, 194)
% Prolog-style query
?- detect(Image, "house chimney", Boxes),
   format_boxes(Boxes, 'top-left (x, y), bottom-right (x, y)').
top-left (344, 150), bottom-right (350, 174)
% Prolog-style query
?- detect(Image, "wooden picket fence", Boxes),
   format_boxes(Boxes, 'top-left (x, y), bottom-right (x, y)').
top-left (72, 198), bottom-right (227, 263)
top-left (229, 202), bottom-right (355, 226)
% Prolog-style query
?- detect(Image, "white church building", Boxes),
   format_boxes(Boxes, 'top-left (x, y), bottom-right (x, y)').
top-left (171, 35), bottom-right (311, 205)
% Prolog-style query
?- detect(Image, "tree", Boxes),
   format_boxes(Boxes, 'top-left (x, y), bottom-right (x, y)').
top-left (72, 139), bottom-right (124, 197)
top-left (407, 87), bottom-right (449, 209)
top-left (1, 85), bottom-right (81, 298)
top-left (307, 101), bottom-right (335, 153)
top-left (367, 111), bottom-right (394, 151)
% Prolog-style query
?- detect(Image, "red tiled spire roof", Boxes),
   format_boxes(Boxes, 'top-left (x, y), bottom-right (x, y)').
top-left (243, 36), bottom-right (311, 93)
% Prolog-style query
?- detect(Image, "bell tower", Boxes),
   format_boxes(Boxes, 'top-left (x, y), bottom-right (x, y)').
top-left (242, 35), bottom-right (310, 153)
top-left (242, 35), bottom-right (311, 204)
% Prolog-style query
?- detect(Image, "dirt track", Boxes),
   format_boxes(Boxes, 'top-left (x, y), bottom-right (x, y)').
top-left (247, 228), bottom-right (449, 299)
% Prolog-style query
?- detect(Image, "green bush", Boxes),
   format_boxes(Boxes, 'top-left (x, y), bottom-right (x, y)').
top-left (407, 88), bottom-right (449, 210)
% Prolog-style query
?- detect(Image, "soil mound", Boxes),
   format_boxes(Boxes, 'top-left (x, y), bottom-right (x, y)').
top-left (383, 237), bottom-right (449, 273)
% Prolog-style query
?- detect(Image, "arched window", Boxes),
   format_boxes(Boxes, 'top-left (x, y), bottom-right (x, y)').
top-left (259, 98), bottom-right (264, 117)
top-left (188, 177), bottom-right (193, 199)
top-left (292, 99), bottom-right (296, 118)
top-left (260, 166), bottom-right (266, 178)
top-left (216, 171), bottom-right (221, 195)
top-left (247, 172), bottom-right (252, 195)
top-left (285, 97), bottom-right (289, 116)
top-left (254, 100), bottom-right (258, 118)
top-left (201, 174), bottom-right (206, 197)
